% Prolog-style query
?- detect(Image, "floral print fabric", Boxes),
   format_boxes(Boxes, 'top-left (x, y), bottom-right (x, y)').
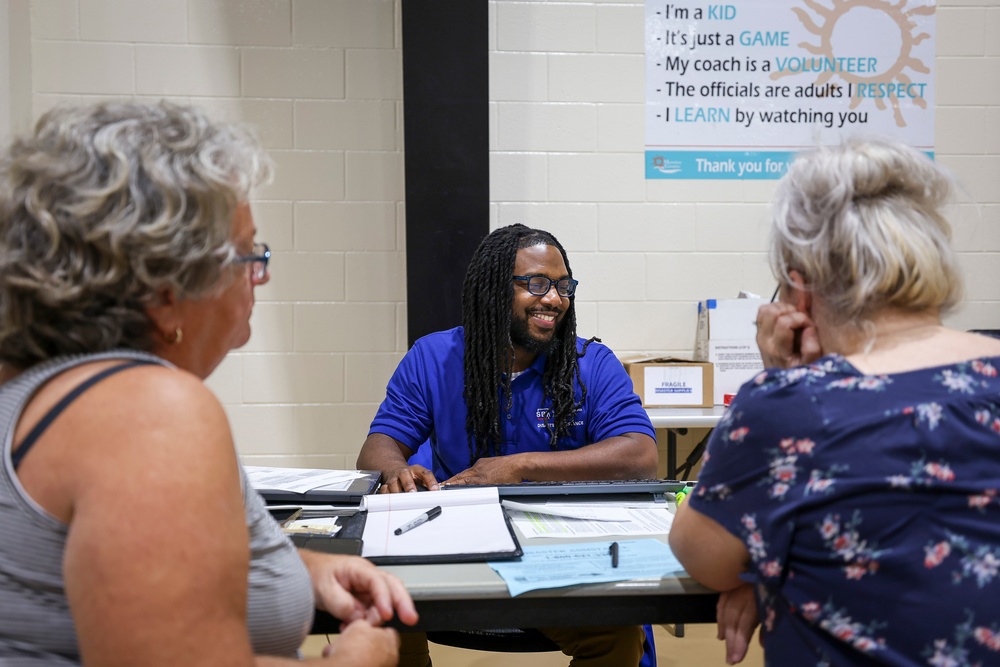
top-left (690, 354), bottom-right (1000, 667)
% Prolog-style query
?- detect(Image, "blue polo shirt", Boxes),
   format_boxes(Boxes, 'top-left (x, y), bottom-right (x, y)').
top-left (368, 327), bottom-right (655, 481)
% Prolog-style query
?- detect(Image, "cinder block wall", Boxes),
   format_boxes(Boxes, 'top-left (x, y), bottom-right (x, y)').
top-left (4, 0), bottom-right (998, 468)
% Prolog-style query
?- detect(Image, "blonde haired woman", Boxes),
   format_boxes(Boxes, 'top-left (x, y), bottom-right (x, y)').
top-left (671, 138), bottom-right (1000, 666)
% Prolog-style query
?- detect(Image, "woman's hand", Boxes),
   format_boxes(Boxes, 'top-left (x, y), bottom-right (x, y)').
top-left (755, 302), bottom-right (822, 369)
top-left (301, 552), bottom-right (418, 627)
top-left (320, 620), bottom-right (400, 667)
top-left (716, 584), bottom-right (759, 665)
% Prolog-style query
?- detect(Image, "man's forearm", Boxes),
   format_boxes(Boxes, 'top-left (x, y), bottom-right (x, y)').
top-left (518, 433), bottom-right (658, 481)
top-left (356, 433), bottom-right (410, 474)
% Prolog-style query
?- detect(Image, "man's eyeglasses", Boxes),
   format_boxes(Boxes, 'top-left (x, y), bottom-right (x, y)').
top-left (234, 242), bottom-right (270, 282)
top-left (513, 275), bottom-right (579, 298)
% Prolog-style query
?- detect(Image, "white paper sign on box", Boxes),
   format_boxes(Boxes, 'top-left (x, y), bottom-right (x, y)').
top-left (706, 340), bottom-right (765, 405)
top-left (642, 364), bottom-right (705, 407)
top-left (695, 298), bottom-right (766, 405)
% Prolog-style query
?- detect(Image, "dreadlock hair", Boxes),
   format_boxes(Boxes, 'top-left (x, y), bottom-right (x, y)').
top-left (461, 224), bottom-right (599, 464)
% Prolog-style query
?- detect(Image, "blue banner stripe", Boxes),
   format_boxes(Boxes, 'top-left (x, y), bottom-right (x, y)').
top-left (646, 150), bottom-right (795, 180)
top-left (645, 149), bottom-right (935, 180)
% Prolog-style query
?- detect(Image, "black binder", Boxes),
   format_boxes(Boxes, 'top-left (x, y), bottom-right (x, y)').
top-left (254, 470), bottom-right (382, 505)
top-left (359, 509), bottom-right (522, 565)
top-left (288, 512), bottom-right (365, 555)
top-left (355, 489), bottom-right (523, 565)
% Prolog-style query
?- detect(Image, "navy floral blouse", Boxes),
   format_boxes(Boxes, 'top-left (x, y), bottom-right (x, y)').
top-left (690, 354), bottom-right (1000, 667)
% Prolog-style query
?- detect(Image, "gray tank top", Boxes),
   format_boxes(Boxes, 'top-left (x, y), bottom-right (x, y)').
top-left (0, 351), bottom-right (314, 664)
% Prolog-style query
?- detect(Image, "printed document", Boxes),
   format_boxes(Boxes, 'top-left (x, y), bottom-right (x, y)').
top-left (488, 539), bottom-right (685, 596)
top-left (244, 466), bottom-right (366, 493)
top-left (502, 500), bottom-right (675, 539)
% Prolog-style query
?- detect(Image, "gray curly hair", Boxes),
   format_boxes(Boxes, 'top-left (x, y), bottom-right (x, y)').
top-left (770, 136), bottom-right (962, 326)
top-left (0, 100), bottom-right (271, 367)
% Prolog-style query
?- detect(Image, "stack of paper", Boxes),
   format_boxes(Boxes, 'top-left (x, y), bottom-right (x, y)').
top-left (501, 498), bottom-right (675, 539)
top-left (244, 465), bottom-right (380, 504)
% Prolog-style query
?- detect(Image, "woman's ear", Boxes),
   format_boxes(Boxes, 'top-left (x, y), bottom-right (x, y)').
top-left (787, 269), bottom-right (812, 316)
top-left (144, 287), bottom-right (179, 340)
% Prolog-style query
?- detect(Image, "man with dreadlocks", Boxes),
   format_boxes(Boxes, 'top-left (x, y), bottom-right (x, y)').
top-left (358, 224), bottom-right (658, 667)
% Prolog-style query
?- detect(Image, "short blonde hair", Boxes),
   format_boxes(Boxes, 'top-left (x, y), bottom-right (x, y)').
top-left (769, 137), bottom-right (962, 324)
top-left (0, 100), bottom-right (271, 367)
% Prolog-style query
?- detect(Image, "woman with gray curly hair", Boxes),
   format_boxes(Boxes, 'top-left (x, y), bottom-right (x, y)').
top-left (670, 138), bottom-right (1000, 666)
top-left (0, 100), bottom-right (416, 667)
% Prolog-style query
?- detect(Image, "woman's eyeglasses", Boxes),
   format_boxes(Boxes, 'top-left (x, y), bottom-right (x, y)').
top-left (234, 242), bottom-right (270, 282)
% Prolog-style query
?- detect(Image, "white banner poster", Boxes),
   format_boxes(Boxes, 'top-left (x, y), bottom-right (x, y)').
top-left (645, 1), bottom-right (936, 179)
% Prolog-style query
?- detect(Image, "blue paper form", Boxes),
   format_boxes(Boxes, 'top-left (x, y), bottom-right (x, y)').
top-left (487, 539), bottom-right (685, 597)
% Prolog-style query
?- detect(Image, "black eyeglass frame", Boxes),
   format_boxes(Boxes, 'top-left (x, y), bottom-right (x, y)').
top-left (513, 274), bottom-right (579, 298)
top-left (234, 242), bottom-right (270, 281)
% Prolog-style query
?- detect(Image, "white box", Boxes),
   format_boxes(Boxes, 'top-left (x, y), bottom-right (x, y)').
top-left (694, 298), bottom-right (765, 404)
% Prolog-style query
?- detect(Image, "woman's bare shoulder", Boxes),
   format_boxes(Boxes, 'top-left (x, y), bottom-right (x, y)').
top-left (848, 328), bottom-right (1000, 376)
top-left (963, 330), bottom-right (1000, 355)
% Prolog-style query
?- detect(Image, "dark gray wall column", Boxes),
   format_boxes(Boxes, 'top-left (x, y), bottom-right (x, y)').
top-left (401, 0), bottom-right (489, 347)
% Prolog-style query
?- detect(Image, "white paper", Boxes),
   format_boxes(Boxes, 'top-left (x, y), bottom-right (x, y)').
top-left (361, 486), bottom-right (499, 512)
top-left (358, 487), bottom-right (516, 560)
top-left (286, 517), bottom-right (342, 536)
top-left (244, 466), bottom-right (365, 494)
top-left (501, 500), bottom-right (630, 521)
top-left (289, 517), bottom-right (340, 529)
top-left (506, 506), bottom-right (675, 539)
top-left (361, 502), bottom-right (517, 559)
top-left (642, 365), bottom-right (705, 407)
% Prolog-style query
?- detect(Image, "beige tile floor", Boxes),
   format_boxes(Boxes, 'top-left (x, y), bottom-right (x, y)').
top-left (302, 623), bottom-right (764, 666)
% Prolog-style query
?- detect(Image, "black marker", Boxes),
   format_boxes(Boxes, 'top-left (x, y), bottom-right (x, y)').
top-left (394, 505), bottom-right (443, 536)
top-left (609, 541), bottom-right (619, 568)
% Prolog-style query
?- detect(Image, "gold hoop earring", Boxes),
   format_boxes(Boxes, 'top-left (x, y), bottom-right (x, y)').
top-left (165, 327), bottom-right (183, 345)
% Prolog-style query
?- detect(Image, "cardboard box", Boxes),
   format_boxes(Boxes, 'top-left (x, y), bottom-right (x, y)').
top-left (694, 298), bottom-right (766, 405)
top-left (621, 355), bottom-right (713, 408)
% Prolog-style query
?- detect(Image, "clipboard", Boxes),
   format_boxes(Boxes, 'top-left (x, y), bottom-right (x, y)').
top-left (358, 488), bottom-right (523, 565)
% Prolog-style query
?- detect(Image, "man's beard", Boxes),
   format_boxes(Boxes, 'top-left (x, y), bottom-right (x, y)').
top-left (511, 310), bottom-right (560, 356)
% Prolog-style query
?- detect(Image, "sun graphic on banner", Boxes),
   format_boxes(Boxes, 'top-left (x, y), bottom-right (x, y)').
top-left (772, 0), bottom-right (934, 128)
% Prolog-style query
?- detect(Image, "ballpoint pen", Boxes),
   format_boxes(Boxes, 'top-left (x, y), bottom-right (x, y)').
top-left (394, 505), bottom-right (443, 536)
top-left (609, 541), bottom-right (619, 568)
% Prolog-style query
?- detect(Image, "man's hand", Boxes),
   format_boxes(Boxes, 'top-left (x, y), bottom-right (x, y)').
top-left (358, 434), bottom-right (439, 493)
top-left (301, 552), bottom-right (419, 627)
top-left (380, 464), bottom-right (440, 493)
top-left (755, 302), bottom-right (822, 369)
top-left (442, 455), bottom-right (524, 487)
top-left (716, 584), bottom-right (759, 665)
